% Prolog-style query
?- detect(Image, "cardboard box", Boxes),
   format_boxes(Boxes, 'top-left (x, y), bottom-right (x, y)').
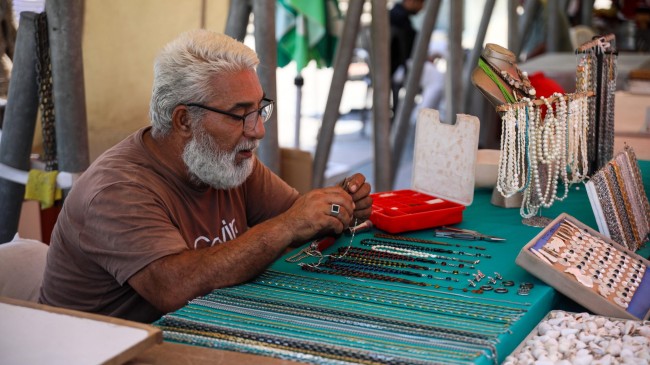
top-left (515, 213), bottom-right (650, 320)
top-left (369, 109), bottom-right (480, 233)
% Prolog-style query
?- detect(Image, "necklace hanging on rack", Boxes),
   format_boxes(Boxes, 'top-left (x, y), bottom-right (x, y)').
top-left (496, 102), bottom-right (528, 197)
top-left (567, 94), bottom-right (585, 182)
top-left (521, 98), bottom-right (552, 227)
top-left (520, 100), bottom-right (541, 220)
top-left (552, 92), bottom-right (569, 204)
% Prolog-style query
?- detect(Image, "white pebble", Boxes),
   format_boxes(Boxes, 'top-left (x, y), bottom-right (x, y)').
top-left (606, 340), bottom-right (622, 356)
top-left (534, 360), bottom-right (554, 365)
top-left (561, 328), bottom-right (579, 336)
top-left (532, 347), bottom-right (546, 359)
top-left (558, 341), bottom-right (572, 354)
top-left (537, 322), bottom-right (552, 335)
top-left (579, 333), bottom-right (596, 342)
top-left (573, 353), bottom-right (594, 365)
top-left (630, 335), bottom-right (649, 346)
top-left (619, 348), bottom-right (634, 358)
top-left (609, 327), bottom-right (621, 336)
top-left (586, 321), bottom-right (598, 333)
top-left (595, 354), bottom-right (613, 365)
top-left (509, 311), bottom-right (650, 365)
top-left (589, 341), bottom-right (605, 355)
top-left (546, 330), bottom-right (560, 339)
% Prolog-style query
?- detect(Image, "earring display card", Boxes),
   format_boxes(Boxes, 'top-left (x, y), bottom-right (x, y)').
top-left (369, 110), bottom-right (479, 234)
top-left (515, 213), bottom-right (650, 320)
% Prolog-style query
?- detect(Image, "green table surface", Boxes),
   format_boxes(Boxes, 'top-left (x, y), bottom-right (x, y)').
top-left (160, 161), bottom-right (650, 365)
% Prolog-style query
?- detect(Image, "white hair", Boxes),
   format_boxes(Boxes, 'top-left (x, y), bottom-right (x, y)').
top-left (149, 29), bottom-right (259, 137)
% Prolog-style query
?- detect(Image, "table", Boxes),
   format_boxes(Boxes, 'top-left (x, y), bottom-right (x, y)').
top-left (155, 161), bottom-right (650, 365)
top-left (127, 342), bottom-right (298, 365)
top-left (0, 297), bottom-right (161, 365)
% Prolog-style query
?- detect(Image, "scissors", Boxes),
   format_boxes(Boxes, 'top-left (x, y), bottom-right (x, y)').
top-left (434, 226), bottom-right (506, 242)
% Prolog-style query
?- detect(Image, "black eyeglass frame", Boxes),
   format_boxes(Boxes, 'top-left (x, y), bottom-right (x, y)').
top-left (185, 97), bottom-right (274, 131)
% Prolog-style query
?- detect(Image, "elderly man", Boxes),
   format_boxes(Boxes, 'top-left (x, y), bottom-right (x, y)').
top-left (39, 30), bottom-right (372, 323)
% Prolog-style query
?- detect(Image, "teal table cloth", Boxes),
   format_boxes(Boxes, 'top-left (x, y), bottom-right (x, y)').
top-left (156, 161), bottom-right (650, 365)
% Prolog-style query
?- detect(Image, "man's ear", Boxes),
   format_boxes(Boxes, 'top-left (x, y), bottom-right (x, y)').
top-left (171, 105), bottom-right (193, 138)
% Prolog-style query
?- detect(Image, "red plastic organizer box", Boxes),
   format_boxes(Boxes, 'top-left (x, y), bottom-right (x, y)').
top-left (369, 189), bottom-right (465, 234)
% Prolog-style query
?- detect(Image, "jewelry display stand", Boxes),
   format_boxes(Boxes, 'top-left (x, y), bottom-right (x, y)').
top-left (585, 145), bottom-right (650, 251)
top-left (515, 213), bottom-right (650, 320)
top-left (490, 189), bottom-right (522, 208)
top-left (472, 37), bottom-right (617, 227)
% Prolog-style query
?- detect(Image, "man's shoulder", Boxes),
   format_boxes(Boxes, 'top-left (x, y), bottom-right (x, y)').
top-left (73, 128), bottom-right (161, 195)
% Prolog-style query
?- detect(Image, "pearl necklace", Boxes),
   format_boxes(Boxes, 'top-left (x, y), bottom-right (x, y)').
top-left (567, 93), bottom-right (589, 183)
top-left (496, 101), bottom-right (531, 197)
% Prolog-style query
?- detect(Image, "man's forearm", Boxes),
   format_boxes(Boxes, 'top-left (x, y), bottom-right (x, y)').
top-left (128, 217), bottom-right (294, 313)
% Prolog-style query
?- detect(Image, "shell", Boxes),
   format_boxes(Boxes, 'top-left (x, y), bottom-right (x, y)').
top-left (623, 321), bottom-right (636, 335)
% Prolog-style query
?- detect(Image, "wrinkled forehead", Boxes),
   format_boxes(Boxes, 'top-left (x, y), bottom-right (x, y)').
top-left (208, 69), bottom-right (264, 105)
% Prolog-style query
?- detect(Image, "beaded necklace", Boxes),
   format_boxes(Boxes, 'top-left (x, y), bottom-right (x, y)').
top-left (332, 254), bottom-right (472, 276)
top-left (159, 316), bottom-right (451, 365)
top-left (360, 238), bottom-right (490, 260)
top-left (317, 260), bottom-right (461, 282)
top-left (206, 289), bottom-right (494, 340)
top-left (247, 278), bottom-right (510, 336)
top-left (340, 246), bottom-right (476, 269)
top-left (259, 271), bottom-right (528, 317)
top-left (374, 232), bottom-right (487, 250)
top-left (185, 299), bottom-right (494, 357)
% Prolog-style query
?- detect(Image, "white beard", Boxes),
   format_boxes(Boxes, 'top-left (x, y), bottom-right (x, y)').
top-left (182, 125), bottom-right (257, 190)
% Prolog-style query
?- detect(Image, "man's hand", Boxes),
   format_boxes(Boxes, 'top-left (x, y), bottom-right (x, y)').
top-left (339, 173), bottom-right (372, 223)
top-left (279, 173), bottom-right (372, 245)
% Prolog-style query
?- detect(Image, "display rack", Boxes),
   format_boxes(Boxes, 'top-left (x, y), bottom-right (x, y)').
top-left (479, 35), bottom-right (618, 224)
top-left (585, 145), bottom-right (650, 251)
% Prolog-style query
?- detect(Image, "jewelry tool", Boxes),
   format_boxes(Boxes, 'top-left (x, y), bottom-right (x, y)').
top-left (285, 236), bottom-right (336, 263)
top-left (346, 220), bottom-right (373, 235)
top-left (434, 227), bottom-right (506, 242)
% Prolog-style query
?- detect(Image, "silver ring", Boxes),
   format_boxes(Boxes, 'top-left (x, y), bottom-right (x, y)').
top-left (330, 204), bottom-right (340, 217)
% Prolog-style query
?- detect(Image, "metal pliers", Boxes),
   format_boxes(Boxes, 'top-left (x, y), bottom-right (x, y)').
top-left (433, 226), bottom-right (506, 242)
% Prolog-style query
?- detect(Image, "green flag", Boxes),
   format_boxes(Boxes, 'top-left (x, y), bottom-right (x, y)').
top-left (276, 0), bottom-right (341, 72)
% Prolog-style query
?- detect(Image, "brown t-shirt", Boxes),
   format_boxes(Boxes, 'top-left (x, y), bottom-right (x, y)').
top-left (39, 127), bottom-right (299, 323)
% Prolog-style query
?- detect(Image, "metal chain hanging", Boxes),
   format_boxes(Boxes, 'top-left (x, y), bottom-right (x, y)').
top-left (35, 12), bottom-right (57, 171)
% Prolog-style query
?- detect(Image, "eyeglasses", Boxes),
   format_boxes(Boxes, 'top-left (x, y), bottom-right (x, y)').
top-left (185, 98), bottom-right (274, 132)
